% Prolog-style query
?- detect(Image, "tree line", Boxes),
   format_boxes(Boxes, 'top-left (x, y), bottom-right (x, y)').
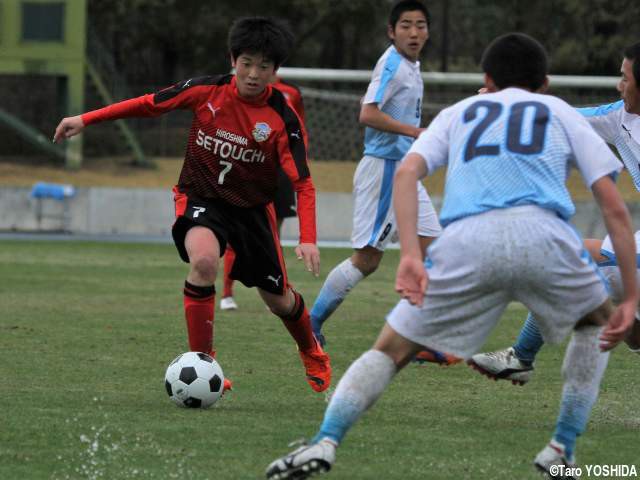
top-left (89, 0), bottom-right (640, 90)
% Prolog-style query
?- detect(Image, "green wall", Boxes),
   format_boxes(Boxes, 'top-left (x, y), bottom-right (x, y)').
top-left (0, 0), bottom-right (87, 167)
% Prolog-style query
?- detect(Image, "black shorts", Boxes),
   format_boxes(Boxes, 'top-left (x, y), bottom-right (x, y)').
top-left (172, 188), bottom-right (288, 295)
top-left (273, 169), bottom-right (296, 219)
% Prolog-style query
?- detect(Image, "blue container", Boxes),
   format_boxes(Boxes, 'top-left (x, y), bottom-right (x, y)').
top-left (30, 182), bottom-right (75, 200)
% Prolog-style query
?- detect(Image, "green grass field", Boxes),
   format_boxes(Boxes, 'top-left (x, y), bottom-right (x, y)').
top-left (1, 241), bottom-right (639, 480)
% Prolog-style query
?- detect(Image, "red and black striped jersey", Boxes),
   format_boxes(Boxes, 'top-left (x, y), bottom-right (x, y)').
top-left (81, 74), bottom-right (316, 243)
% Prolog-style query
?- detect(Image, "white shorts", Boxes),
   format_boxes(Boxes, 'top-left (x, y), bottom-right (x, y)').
top-left (387, 206), bottom-right (609, 359)
top-left (351, 155), bottom-right (442, 251)
top-left (599, 230), bottom-right (640, 317)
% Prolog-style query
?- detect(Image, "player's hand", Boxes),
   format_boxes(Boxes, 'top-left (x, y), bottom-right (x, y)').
top-left (395, 254), bottom-right (428, 307)
top-left (53, 115), bottom-right (85, 143)
top-left (295, 243), bottom-right (320, 277)
top-left (600, 299), bottom-right (637, 351)
top-left (413, 127), bottom-right (426, 138)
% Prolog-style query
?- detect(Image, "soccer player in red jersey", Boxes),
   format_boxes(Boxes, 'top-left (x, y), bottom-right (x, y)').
top-left (53, 17), bottom-right (331, 393)
top-left (221, 74), bottom-right (306, 311)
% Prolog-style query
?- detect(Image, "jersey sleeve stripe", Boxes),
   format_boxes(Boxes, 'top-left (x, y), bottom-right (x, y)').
top-left (267, 89), bottom-right (310, 178)
top-left (153, 74), bottom-right (232, 104)
top-left (374, 49), bottom-right (402, 104)
top-left (577, 100), bottom-right (624, 117)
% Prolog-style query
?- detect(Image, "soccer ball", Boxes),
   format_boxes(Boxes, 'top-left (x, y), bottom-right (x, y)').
top-left (164, 352), bottom-right (225, 409)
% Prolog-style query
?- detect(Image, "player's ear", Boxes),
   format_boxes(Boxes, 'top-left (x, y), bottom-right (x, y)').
top-left (484, 74), bottom-right (498, 93)
top-left (230, 55), bottom-right (237, 69)
top-left (536, 76), bottom-right (550, 94)
top-left (387, 24), bottom-right (395, 42)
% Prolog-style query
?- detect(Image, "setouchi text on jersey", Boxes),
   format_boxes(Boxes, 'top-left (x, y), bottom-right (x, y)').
top-left (196, 129), bottom-right (265, 163)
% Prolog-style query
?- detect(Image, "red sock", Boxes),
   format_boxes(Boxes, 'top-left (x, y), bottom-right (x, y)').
top-left (183, 281), bottom-right (215, 356)
top-left (223, 246), bottom-right (235, 298)
top-left (279, 290), bottom-right (316, 352)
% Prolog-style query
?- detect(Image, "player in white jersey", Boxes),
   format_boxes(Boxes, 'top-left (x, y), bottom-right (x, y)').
top-left (265, 34), bottom-right (638, 479)
top-left (309, 0), bottom-right (444, 352)
top-left (469, 42), bottom-right (640, 475)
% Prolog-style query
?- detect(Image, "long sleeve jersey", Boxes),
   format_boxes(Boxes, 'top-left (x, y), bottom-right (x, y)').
top-left (82, 74), bottom-right (316, 243)
top-left (577, 100), bottom-right (640, 193)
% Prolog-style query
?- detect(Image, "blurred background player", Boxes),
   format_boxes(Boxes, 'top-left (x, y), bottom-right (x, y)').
top-left (469, 41), bottom-right (640, 472)
top-left (220, 74), bottom-right (306, 311)
top-left (309, 0), bottom-right (443, 351)
top-left (53, 17), bottom-right (331, 394)
top-left (265, 33), bottom-right (638, 479)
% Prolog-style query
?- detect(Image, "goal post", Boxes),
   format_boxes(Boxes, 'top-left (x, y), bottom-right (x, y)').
top-left (277, 67), bottom-right (621, 161)
top-left (279, 67), bottom-right (619, 88)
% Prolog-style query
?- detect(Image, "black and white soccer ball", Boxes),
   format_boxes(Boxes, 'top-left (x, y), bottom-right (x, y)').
top-left (164, 352), bottom-right (225, 409)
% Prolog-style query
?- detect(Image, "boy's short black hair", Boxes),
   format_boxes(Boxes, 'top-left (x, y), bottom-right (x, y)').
top-left (389, 0), bottom-right (431, 29)
top-left (623, 42), bottom-right (640, 85)
top-left (228, 17), bottom-right (294, 68)
top-left (481, 33), bottom-right (548, 91)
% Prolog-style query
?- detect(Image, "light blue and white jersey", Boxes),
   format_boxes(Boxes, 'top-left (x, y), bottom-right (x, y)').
top-left (362, 45), bottom-right (423, 161)
top-left (409, 87), bottom-right (622, 227)
top-left (600, 231), bottom-right (640, 266)
top-left (577, 100), bottom-right (640, 191)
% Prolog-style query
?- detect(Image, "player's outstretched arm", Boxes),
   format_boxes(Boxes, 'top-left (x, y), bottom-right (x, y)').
top-left (592, 175), bottom-right (640, 350)
top-left (53, 115), bottom-right (85, 143)
top-left (393, 153), bottom-right (429, 306)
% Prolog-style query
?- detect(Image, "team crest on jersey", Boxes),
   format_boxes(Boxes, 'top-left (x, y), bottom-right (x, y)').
top-left (252, 122), bottom-right (272, 142)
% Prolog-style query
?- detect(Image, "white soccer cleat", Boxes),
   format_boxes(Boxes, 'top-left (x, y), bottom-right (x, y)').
top-left (266, 438), bottom-right (336, 479)
top-left (220, 296), bottom-right (238, 311)
top-left (534, 440), bottom-right (579, 479)
top-left (468, 347), bottom-right (534, 385)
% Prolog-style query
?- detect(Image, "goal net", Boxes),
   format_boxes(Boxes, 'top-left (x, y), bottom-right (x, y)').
top-left (286, 68), bottom-right (620, 161)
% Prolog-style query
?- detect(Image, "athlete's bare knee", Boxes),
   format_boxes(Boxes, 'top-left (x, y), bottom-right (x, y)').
top-left (575, 299), bottom-right (612, 329)
top-left (583, 238), bottom-right (607, 263)
top-left (351, 248), bottom-right (383, 276)
top-left (189, 255), bottom-right (218, 283)
top-left (372, 323), bottom-right (422, 369)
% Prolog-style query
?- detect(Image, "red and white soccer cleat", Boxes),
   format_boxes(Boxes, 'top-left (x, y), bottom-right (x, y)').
top-left (299, 340), bottom-right (332, 392)
top-left (223, 378), bottom-right (233, 394)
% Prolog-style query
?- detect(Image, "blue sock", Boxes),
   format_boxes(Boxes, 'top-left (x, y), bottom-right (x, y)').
top-left (310, 285), bottom-right (344, 335)
top-left (310, 259), bottom-right (364, 335)
top-left (311, 350), bottom-right (396, 445)
top-left (312, 397), bottom-right (361, 445)
top-left (554, 416), bottom-right (584, 460)
top-left (512, 312), bottom-right (545, 365)
top-left (552, 327), bottom-right (608, 461)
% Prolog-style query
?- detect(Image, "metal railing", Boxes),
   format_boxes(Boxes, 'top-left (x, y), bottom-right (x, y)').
top-left (85, 25), bottom-right (150, 167)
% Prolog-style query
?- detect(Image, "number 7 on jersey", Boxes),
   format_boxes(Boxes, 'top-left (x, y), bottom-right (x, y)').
top-left (218, 160), bottom-right (232, 184)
